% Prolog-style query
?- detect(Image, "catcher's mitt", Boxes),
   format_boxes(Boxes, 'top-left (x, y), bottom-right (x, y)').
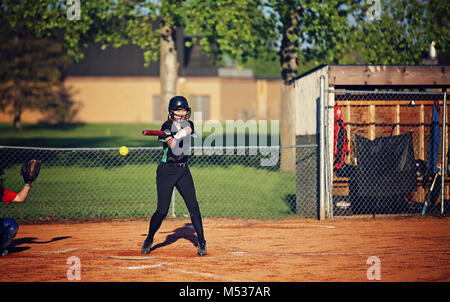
top-left (21, 159), bottom-right (41, 185)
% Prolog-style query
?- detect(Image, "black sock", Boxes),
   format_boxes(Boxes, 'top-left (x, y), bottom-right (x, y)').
top-left (190, 214), bottom-right (205, 244)
top-left (147, 212), bottom-right (166, 241)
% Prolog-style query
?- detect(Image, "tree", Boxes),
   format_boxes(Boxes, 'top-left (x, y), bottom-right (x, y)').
top-left (184, 0), bottom-right (278, 66)
top-left (0, 6), bottom-right (73, 130)
top-left (270, 0), bottom-right (355, 172)
top-left (12, 0), bottom-right (276, 125)
top-left (183, 0), bottom-right (355, 171)
top-left (242, 55), bottom-right (280, 77)
top-left (10, 0), bottom-right (356, 172)
top-left (273, 1), bottom-right (301, 173)
top-left (339, 0), bottom-right (450, 65)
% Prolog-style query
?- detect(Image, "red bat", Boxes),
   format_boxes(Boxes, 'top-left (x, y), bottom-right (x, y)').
top-left (142, 130), bottom-right (166, 136)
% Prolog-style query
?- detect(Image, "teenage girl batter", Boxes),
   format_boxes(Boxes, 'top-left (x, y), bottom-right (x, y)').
top-left (141, 96), bottom-right (206, 256)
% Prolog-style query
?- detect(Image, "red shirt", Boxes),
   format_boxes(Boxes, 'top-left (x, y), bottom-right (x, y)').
top-left (1, 188), bottom-right (18, 204)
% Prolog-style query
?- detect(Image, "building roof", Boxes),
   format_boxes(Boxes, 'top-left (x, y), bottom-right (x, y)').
top-left (64, 28), bottom-right (219, 77)
top-left (292, 64), bottom-right (450, 89)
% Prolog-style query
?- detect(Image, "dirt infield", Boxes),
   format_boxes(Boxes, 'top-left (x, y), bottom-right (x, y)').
top-left (1, 217), bottom-right (449, 282)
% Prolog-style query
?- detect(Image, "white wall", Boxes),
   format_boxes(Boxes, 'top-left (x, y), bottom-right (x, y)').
top-left (294, 66), bottom-right (329, 136)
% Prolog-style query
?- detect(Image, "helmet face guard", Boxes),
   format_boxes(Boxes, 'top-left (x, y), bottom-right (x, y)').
top-left (168, 96), bottom-right (191, 120)
top-left (169, 107), bottom-right (191, 120)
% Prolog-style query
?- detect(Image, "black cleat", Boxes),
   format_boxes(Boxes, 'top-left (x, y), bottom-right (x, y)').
top-left (141, 238), bottom-right (153, 255)
top-left (197, 241), bottom-right (207, 256)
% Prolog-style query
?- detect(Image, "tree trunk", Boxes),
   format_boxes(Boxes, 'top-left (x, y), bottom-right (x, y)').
top-left (13, 95), bottom-right (22, 131)
top-left (159, 23), bottom-right (179, 122)
top-left (279, 8), bottom-right (299, 173)
top-left (280, 83), bottom-right (296, 172)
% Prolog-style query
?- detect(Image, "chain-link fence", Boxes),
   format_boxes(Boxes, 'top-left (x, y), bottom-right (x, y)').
top-left (329, 89), bottom-right (449, 217)
top-left (0, 145), bottom-right (320, 220)
top-left (4, 90), bottom-right (446, 221)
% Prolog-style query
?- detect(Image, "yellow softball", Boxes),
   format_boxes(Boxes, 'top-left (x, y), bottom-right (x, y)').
top-left (119, 146), bottom-right (129, 156)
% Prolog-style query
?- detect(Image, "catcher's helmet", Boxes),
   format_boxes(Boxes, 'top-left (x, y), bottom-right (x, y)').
top-left (168, 96), bottom-right (191, 120)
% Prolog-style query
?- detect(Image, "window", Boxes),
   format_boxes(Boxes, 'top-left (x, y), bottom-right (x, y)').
top-left (189, 95), bottom-right (210, 121)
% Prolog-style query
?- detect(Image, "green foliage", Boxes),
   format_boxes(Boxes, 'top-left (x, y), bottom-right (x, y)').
top-left (13, 0), bottom-right (161, 65)
top-left (242, 51), bottom-right (280, 77)
top-left (3, 0), bottom-right (446, 89)
top-left (268, 0), bottom-right (356, 71)
top-left (299, 0), bottom-right (356, 66)
top-left (10, 0), bottom-right (277, 70)
top-left (184, 0), bottom-right (278, 67)
top-left (268, 0), bottom-right (448, 69)
top-left (341, 0), bottom-right (449, 65)
top-left (241, 50), bottom-right (317, 78)
top-left (424, 0), bottom-right (450, 60)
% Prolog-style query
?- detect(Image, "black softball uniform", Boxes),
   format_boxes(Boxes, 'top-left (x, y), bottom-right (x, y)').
top-left (144, 119), bottom-right (205, 246)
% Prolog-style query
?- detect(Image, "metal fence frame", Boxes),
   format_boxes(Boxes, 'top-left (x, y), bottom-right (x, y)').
top-left (321, 77), bottom-right (448, 218)
top-left (1, 144), bottom-right (318, 220)
top-left (2, 85), bottom-right (448, 221)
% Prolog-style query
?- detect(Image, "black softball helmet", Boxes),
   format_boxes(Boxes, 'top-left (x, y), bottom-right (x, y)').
top-left (168, 96), bottom-right (191, 120)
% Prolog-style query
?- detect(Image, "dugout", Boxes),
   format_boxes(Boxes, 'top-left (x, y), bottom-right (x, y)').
top-left (292, 65), bottom-right (450, 219)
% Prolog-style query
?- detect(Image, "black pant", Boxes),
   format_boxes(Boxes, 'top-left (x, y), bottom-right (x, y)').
top-left (146, 162), bottom-right (205, 244)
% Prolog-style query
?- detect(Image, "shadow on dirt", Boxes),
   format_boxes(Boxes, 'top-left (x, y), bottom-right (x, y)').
top-left (148, 223), bottom-right (197, 252)
top-left (8, 236), bottom-right (72, 254)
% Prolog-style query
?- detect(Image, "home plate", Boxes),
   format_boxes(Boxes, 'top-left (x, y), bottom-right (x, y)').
top-left (108, 256), bottom-right (158, 261)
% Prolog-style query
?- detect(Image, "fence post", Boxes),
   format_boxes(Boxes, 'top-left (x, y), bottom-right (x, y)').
top-left (319, 75), bottom-right (326, 220)
top-left (325, 85), bottom-right (334, 218)
top-left (442, 92), bottom-right (447, 215)
top-left (171, 189), bottom-right (176, 218)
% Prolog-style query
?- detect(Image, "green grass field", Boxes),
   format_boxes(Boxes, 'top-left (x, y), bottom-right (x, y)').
top-left (1, 163), bottom-right (295, 220)
top-left (0, 123), bottom-right (162, 148)
top-left (0, 121), bottom-right (279, 148)
top-left (0, 123), bottom-right (295, 220)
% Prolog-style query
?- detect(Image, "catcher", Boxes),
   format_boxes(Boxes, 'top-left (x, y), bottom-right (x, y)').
top-left (141, 96), bottom-right (207, 256)
top-left (0, 160), bottom-right (41, 256)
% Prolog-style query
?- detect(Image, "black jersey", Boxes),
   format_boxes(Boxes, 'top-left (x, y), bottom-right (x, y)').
top-left (159, 119), bottom-right (195, 163)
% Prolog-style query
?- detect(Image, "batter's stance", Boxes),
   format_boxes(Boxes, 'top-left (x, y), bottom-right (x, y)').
top-left (0, 160), bottom-right (40, 256)
top-left (141, 96), bottom-right (206, 256)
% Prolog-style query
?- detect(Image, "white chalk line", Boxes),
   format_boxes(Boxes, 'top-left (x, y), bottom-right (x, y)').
top-left (298, 251), bottom-right (450, 256)
top-left (78, 260), bottom-right (242, 282)
top-left (229, 250), bottom-right (450, 257)
top-left (164, 267), bottom-right (243, 282)
top-left (27, 247), bottom-right (241, 281)
top-left (101, 259), bottom-right (241, 281)
top-left (30, 247), bottom-right (115, 255)
top-left (252, 223), bottom-right (336, 229)
top-left (18, 247), bottom-right (450, 282)
top-left (118, 263), bottom-right (168, 270)
top-left (206, 223), bottom-right (336, 229)
top-left (47, 248), bottom-right (85, 254)
top-left (26, 246), bottom-right (450, 259)
top-left (78, 263), bottom-right (169, 271)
